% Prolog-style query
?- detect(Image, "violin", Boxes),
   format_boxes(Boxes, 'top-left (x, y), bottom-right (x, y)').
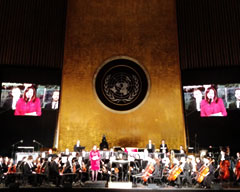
top-left (219, 160), bottom-right (230, 180)
top-left (114, 167), bottom-right (119, 174)
top-left (72, 163), bottom-right (76, 173)
top-left (35, 164), bottom-right (41, 174)
top-left (81, 162), bottom-right (87, 172)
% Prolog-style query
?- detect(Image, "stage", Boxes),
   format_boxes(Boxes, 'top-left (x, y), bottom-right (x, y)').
top-left (0, 181), bottom-right (240, 192)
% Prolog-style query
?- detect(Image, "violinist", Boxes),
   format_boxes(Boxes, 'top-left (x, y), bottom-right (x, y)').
top-left (4, 158), bottom-right (17, 187)
top-left (7, 158), bottom-right (16, 174)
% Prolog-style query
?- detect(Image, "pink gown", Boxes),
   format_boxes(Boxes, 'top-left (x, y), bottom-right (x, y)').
top-left (89, 150), bottom-right (100, 171)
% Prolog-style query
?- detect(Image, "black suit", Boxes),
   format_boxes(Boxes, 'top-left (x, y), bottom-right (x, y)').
top-left (45, 102), bottom-right (58, 110)
top-left (229, 101), bottom-right (240, 110)
top-left (49, 161), bottom-right (60, 186)
top-left (146, 144), bottom-right (155, 153)
top-left (23, 162), bottom-right (37, 185)
top-left (159, 144), bottom-right (168, 153)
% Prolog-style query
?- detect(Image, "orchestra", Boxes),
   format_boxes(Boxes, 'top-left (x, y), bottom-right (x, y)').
top-left (0, 144), bottom-right (240, 189)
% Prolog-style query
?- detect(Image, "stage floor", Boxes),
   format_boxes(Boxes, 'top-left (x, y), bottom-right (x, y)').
top-left (1, 181), bottom-right (240, 192)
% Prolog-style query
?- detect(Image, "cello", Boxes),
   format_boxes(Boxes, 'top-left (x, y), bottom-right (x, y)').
top-left (141, 162), bottom-right (155, 182)
top-left (167, 158), bottom-right (184, 182)
top-left (195, 159), bottom-right (214, 183)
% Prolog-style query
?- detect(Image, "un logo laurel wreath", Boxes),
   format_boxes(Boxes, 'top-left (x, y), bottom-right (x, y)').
top-left (104, 74), bottom-right (139, 104)
top-left (94, 58), bottom-right (149, 112)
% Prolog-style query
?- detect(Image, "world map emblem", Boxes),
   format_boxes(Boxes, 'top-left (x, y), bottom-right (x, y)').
top-left (94, 58), bottom-right (149, 111)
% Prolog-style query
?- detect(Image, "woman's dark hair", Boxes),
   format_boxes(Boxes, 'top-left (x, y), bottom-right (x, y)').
top-left (205, 86), bottom-right (218, 103)
top-left (23, 86), bottom-right (37, 102)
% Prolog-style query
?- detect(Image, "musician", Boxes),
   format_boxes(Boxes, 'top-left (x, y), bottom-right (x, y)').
top-left (4, 158), bottom-right (17, 187)
top-left (49, 156), bottom-right (61, 186)
top-left (89, 145), bottom-right (100, 182)
top-left (2, 157), bottom-right (9, 175)
top-left (201, 157), bottom-right (214, 188)
top-left (234, 152), bottom-right (240, 182)
top-left (23, 155), bottom-right (37, 186)
top-left (0, 156), bottom-right (3, 184)
top-left (100, 135), bottom-right (109, 150)
top-left (40, 158), bottom-right (50, 184)
top-left (182, 157), bottom-right (193, 186)
top-left (170, 157), bottom-right (186, 188)
top-left (159, 140), bottom-right (168, 156)
top-left (179, 146), bottom-right (185, 155)
top-left (146, 140), bottom-right (155, 153)
top-left (217, 148), bottom-right (230, 165)
top-left (16, 156), bottom-right (26, 173)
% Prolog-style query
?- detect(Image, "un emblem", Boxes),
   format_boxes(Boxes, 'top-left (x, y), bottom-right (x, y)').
top-left (94, 58), bottom-right (149, 112)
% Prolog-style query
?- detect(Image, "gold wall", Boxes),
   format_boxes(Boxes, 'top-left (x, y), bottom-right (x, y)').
top-left (59, 0), bottom-right (186, 151)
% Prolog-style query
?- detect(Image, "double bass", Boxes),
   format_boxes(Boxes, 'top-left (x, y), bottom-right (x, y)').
top-left (234, 159), bottom-right (240, 181)
top-left (219, 160), bottom-right (230, 180)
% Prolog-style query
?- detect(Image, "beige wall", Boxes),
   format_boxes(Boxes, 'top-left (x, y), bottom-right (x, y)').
top-left (58, 0), bottom-right (186, 151)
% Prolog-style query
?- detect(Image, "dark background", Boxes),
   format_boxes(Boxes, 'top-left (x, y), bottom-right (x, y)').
top-left (1, 0), bottom-right (240, 156)
top-left (0, 0), bottom-right (67, 156)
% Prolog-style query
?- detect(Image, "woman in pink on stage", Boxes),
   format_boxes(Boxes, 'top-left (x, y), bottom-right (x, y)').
top-left (14, 86), bottom-right (42, 116)
top-left (89, 145), bottom-right (101, 182)
top-left (200, 86), bottom-right (227, 117)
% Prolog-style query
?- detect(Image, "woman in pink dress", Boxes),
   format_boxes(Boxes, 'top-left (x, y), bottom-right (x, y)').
top-left (89, 145), bottom-right (100, 182)
top-left (200, 86), bottom-right (227, 117)
top-left (14, 86), bottom-right (42, 116)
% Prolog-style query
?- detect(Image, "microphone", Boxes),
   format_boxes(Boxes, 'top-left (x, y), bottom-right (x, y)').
top-left (12, 139), bottom-right (24, 147)
top-left (33, 139), bottom-right (43, 147)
